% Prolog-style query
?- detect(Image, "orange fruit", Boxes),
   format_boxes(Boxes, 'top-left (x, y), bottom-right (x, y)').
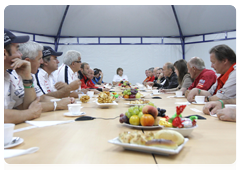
top-left (140, 114), bottom-right (155, 126)
top-left (123, 94), bottom-right (129, 98)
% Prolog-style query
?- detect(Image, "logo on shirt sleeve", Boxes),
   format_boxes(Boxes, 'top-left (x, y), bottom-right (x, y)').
top-left (197, 79), bottom-right (205, 88)
top-left (217, 89), bottom-right (225, 94)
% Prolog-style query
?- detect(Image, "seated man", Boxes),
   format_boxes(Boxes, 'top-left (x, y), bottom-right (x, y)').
top-left (154, 62), bottom-right (178, 89)
top-left (148, 67), bottom-right (165, 87)
top-left (203, 98), bottom-right (236, 122)
top-left (185, 57), bottom-right (217, 98)
top-left (57, 50), bottom-right (88, 96)
top-left (92, 68), bottom-right (111, 85)
top-left (143, 68), bottom-right (155, 86)
top-left (142, 69), bottom-right (150, 84)
top-left (187, 44), bottom-right (236, 103)
top-left (4, 29), bottom-right (42, 124)
top-left (78, 63), bottom-right (109, 94)
top-left (12, 41), bottom-right (75, 112)
top-left (87, 68), bottom-right (110, 92)
top-left (35, 46), bottom-right (81, 98)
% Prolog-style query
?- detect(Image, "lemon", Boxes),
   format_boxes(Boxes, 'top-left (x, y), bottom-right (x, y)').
top-left (129, 115), bottom-right (140, 125)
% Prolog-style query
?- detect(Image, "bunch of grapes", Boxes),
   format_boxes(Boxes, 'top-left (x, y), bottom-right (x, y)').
top-left (123, 89), bottom-right (131, 95)
top-left (157, 108), bottom-right (166, 117)
top-left (119, 113), bottom-right (129, 123)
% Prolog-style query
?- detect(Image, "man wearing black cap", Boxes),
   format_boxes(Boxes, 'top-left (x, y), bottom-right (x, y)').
top-left (4, 29), bottom-right (42, 124)
top-left (35, 46), bottom-right (81, 98)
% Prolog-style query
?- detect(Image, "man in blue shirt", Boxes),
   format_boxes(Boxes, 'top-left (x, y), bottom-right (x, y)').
top-left (92, 68), bottom-right (104, 85)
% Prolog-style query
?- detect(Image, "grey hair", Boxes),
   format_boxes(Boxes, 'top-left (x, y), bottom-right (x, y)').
top-left (188, 57), bottom-right (205, 70)
top-left (165, 62), bottom-right (175, 72)
top-left (148, 67), bottom-right (154, 72)
top-left (63, 50), bottom-right (81, 66)
top-left (19, 41), bottom-right (43, 60)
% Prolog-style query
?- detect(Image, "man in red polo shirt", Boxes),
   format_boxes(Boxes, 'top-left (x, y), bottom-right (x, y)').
top-left (187, 44), bottom-right (236, 103)
top-left (185, 57), bottom-right (217, 98)
top-left (143, 67), bottom-right (155, 86)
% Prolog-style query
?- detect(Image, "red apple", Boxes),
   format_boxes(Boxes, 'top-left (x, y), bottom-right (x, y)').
top-left (129, 94), bottom-right (136, 98)
top-left (142, 105), bottom-right (158, 119)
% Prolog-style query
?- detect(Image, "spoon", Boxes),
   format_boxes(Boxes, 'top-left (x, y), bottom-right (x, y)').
top-left (11, 137), bottom-right (20, 144)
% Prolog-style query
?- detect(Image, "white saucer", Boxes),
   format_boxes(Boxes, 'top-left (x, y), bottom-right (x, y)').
top-left (64, 112), bottom-right (86, 117)
top-left (192, 102), bottom-right (206, 105)
top-left (4, 137), bottom-right (24, 149)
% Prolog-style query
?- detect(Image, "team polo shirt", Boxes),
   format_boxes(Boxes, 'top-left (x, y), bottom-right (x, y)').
top-left (112, 75), bottom-right (129, 82)
top-left (5, 70), bottom-right (43, 108)
top-left (4, 71), bottom-right (21, 109)
top-left (208, 64), bottom-right (236, 99)
top-left (56, 64), bottom-right (81, 92)
top-left (148, 76), bottom-right (155, 82)
top-left (35, 68), bottom-right (57, 94)
top-left (92, 76), bottom-right (104, 85)
top-left (188, 69), bottom-right (217, 91)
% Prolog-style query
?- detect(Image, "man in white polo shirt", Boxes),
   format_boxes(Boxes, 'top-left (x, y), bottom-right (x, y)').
top-left (10, 41), bottom-right (75, 112)
top-left (35, 46), bottom-right (81, 98)
top-left (4, 28), bottom-right (42, 124)
top-left (57, 50), bottom-right (88, 96)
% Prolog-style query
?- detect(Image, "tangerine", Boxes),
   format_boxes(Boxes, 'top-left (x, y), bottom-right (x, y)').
top-left (123, 94), bottom-right (129, 98)
top-left (140, 114), bottom-right (155, 126)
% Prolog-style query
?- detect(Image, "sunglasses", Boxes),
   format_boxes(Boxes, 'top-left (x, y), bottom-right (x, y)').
top-left (74, 61), bottom-right (81, 63)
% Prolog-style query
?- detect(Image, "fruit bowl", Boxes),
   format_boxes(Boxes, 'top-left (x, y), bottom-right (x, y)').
top-left (163, 125), bottom-right (198, 136)
top-left (122, 123), bottom-right (163, 129)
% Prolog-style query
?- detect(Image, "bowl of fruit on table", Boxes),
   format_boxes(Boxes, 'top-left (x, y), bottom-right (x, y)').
top-left (119, 103), bottom-right (167, 129)
top-left (118, 81), bottom-right (131, 89)
top-left (123, 88), bottom-right (144, 100)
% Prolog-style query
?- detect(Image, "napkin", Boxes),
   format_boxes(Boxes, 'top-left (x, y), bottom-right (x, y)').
top-left (167, 96), bottom-right (174, 98)
top-left (25, 120), bottom-right (74, 127)
top-left (4, 147), bottom-right (39, 159)
top-left (13, 126), bottom-right (37, 133)
top-left (210, 112), bottom-right (218, 117)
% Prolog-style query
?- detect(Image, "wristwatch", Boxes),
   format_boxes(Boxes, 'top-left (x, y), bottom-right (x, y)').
top-left (23, 76), bottom-right (33, 84)
top-left (206, 96), bottom-right (211, 102)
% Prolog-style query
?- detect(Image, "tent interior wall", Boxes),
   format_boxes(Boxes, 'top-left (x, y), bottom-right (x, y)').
top-left (4, 5), bottom-right (236, 84)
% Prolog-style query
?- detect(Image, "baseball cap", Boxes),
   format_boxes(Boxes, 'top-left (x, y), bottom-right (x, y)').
top-left (4, 28), bottom-right (30, 45)
top-left (42, 46), bottom-right (63, 58)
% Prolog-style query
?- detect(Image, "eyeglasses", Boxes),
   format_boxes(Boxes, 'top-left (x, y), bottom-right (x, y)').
top-left (74, 61), bottom-right (81, 63)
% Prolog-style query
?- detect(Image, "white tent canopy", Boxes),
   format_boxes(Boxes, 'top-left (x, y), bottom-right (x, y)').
top-left (4, 5), bottom-right (236, 84)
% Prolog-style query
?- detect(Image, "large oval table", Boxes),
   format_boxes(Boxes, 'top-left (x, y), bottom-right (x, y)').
top-left (5, 88), bottom-right (236, 165)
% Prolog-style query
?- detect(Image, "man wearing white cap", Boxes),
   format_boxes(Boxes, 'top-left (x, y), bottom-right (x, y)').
top-left (35, 46), bottom-right (81, 98)
top-left (4, 28), bottom-right (42, 124)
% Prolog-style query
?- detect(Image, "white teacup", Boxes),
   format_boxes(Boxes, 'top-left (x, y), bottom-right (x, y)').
top-left (4, 123), bottom-right (15, 146)
top-left (87, 91), bottom-right (94, 98)
top-left (175, 91), bottom-right (183, 97)
top-left (68, 104), bottom-right (82, 115)
top-left (195, 96), bottom-right (205, 103)
top-left (224, 104), bottom-right (236, 109)
top-left (152, 90), bottom-right (159, 94)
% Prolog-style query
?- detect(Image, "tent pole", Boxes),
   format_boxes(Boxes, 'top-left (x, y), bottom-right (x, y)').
top-left (171, 5), bottom-right (185, 60)
top-left (55, 5), bottom-right (70, 51)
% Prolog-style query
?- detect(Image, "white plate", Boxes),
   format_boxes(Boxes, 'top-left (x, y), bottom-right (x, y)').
top-left (125, 103), bottom-right (146, 106)
top-left (64, 112), bottom-right (86, 117)
top-left (4, 137), bottom-right (24, 149)
top-left (151, 93), bottom-right (162, 96)
top-left (96, 101), bottom-right (118, 106)
top-left (191, 102), bottom-right (206, 105)
top-left (108, 137), bottom-right (189, 155)
top-left (163, 125), bottom-right (198, 136)
top-left (123, 123), bottom-right (163, 129)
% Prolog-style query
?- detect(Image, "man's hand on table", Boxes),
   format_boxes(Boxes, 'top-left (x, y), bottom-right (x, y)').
top-left (216, 108), bottom-right (236, 122)
top-left (28, 97), bottom-right (42, 119)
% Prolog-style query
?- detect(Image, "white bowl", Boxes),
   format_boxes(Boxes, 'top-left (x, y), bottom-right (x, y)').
top-left (163, 125), bottom-right (198, 136)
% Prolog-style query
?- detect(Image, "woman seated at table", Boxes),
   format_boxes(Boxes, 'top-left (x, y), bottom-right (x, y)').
top-left (112, 67), bottom-right (129, 86)
top-left (161, 59), bottom-right (193, 95)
